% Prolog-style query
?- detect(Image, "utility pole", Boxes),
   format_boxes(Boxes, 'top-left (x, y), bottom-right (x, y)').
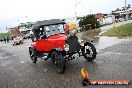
top-left (74, 1), bottom-right (81, 29)
top-left (125, 0), bottom-right (126, 8)
top-left (125, 0), bottom-right (128, 21)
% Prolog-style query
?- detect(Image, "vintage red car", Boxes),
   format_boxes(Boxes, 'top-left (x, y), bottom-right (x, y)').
top-left (29, 19), bottom-right (97, 74)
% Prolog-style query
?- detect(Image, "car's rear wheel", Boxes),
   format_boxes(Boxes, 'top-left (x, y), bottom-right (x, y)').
top-left (29, 47), bottom-right (37, 63)
top-left (51, 51), bottom-right (66, 74)
top-left (82, 43), bottom-right (97, 61)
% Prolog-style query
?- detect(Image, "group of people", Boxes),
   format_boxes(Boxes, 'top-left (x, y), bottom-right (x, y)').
top-left (0, 36), bottom-right (14, 43)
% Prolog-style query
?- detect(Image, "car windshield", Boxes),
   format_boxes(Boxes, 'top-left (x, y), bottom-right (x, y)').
top-left (44, 24), bottom-right (65, 37)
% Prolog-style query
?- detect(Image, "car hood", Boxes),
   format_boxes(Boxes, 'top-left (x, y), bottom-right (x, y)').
top-left (48, 34), bottom-right (67, 40)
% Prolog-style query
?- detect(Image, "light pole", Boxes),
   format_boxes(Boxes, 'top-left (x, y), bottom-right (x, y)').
top-left (74, 1), bottom-right (81, 29)
top-left (125, 0), bottom-right (128, 20)
top-left (125, 0), bottom-right (126, 10)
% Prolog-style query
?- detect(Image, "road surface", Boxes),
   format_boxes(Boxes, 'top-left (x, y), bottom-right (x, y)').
top-left (0, 39), bottom-right (132, 88)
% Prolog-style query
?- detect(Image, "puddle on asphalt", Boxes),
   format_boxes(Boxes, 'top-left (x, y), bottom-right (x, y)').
top-left (78, 30), bottom-right (132, 51)
top-left (20, 61), bottom-right (25, 63)
top-left (94, 36), bottom-right (131, 51)
top-left (0, 56), bottom-right (3, 59)
top-left (1, 61), bottom-right (11, 66)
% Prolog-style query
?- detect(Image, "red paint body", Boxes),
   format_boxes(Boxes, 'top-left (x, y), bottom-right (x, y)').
top-left (31, 34), bottom-right (67, 52)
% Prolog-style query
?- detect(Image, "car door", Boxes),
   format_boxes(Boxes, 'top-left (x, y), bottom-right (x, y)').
top-left (35, 29), bottom-right (49, 52)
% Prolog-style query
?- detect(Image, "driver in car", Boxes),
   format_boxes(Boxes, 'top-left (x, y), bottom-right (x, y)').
top-left (39, 28), bottom-right (46, 39)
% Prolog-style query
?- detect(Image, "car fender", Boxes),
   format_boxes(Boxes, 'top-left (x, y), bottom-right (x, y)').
top-left (29, 46), bottom-right (34, 53)
top-left (81, 38), bottom-right (93, 44)
top-left (48, 47), bottom-right (63, 58)
top-left (84, 42), bottom-right (91, 46)
top-left (29, 44), bottom-right (36, 53)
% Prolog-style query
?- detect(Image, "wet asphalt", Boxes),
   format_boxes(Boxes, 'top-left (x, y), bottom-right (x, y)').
top-left (0, 38), bottom-right (132, 88)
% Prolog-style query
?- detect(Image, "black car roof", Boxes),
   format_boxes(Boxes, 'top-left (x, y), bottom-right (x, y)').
top-left (32, 19), bottom-right (65, 30)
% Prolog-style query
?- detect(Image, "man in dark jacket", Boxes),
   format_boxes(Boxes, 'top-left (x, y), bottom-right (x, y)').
top-left (3, 37), bottom-right (6, 43)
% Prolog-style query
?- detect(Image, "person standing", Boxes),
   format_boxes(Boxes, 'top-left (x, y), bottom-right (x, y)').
top-left (6, 36), bottom-right (9, 42)
top-left (3, 37), bottom-right (6, 43)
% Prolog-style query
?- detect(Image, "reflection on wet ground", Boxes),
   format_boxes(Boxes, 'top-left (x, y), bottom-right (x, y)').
top-left (78, 29), bottom-right (132, 51)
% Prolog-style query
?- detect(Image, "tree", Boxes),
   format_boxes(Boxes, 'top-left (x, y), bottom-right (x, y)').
top-left (20, 22), bottom-right (34, 29)
top-left (20, 23), bottom-right (26, 27)
top-left (127, 4), bottom-right (131, 10)
top-left (79, 15), bottom-right (99, 30)
top-left (116, 8), bottom-right (120, 11)
top-left (25, 22), bottom-right (34, 29)
top-left (122, 7), bottom-right (126, 11)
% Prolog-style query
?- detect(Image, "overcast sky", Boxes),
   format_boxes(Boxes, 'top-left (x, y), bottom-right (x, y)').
top-left (0, 0), bottom-right (132, 32)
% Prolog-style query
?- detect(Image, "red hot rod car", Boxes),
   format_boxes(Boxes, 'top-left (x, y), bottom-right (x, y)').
top-left (29, 19), bottom-right (97, 74)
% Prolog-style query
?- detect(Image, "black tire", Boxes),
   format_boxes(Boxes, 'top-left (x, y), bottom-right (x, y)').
top-left (82, 42), bottom-right (97, 61)
top-left (20, 40), bottom-right (23, 44)
top-left (51, 51), bottom-right (66, 74)
top-left (29, 47), bottom-right (37, 63)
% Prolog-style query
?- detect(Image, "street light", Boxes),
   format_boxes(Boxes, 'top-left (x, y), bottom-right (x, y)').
top-left (74, 1), bottom-right (81, 28)
top-left (125, 0), bottom-right (126, 9)
top-left (125, 0), bottom-right (128, 20)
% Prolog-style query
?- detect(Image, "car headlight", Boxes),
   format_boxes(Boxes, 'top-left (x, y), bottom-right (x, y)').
top-left (64, 44), bottom-right (69, 51)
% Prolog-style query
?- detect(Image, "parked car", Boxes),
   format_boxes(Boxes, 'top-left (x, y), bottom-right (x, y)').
top-left (29, 19), bottom-right (97, 74)
top-left (12, 36), bottom-right (23, 45)
top-left (23, 33), bottom-right (31, 39)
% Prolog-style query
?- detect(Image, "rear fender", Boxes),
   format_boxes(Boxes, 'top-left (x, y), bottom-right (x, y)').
top-left (81, 39), bottom-right (93, 44)
top-left (84, 42), bottom-right (91, 46)
top-left (29, 46), bottom-right (34, 54)
top-left (29, 47), bottom-right (32, 53)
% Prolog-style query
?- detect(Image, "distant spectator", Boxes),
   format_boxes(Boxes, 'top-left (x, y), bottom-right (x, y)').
top-left (11, 36), bottom-right (14, 40)
top-left (0, 39), bottom-right (3, 42)
top-left (6, 36), bottom-right (9, 42)
top-left (3, 37), bottom-right (6, 43)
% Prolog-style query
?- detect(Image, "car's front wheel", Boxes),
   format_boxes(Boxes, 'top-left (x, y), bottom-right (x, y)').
top-left (82, 42), bottom-right (97, 61)
top-left (51, 51), bottom-right (66, 74)
top-left (29, 47), bottom-right (37, 63)
top-left (20, 40), bottom-right (23, 44)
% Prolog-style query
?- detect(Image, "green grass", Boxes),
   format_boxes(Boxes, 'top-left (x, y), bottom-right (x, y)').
top-left (0, 32), bottom-right (10, 39)
top-left (101, 22), bottom-right (132, 37)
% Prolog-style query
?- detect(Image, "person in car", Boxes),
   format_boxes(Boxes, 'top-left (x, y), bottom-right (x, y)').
top-left (39, 28), bottom-right (46, 39)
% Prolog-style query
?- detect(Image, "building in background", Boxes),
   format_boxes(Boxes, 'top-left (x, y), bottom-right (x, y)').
top-left (95, 13), bottom-right (113, 26)
top-left (8, 26), bottom-right (21, 37)
top-left (112, 9), bottom-right (132, 21)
